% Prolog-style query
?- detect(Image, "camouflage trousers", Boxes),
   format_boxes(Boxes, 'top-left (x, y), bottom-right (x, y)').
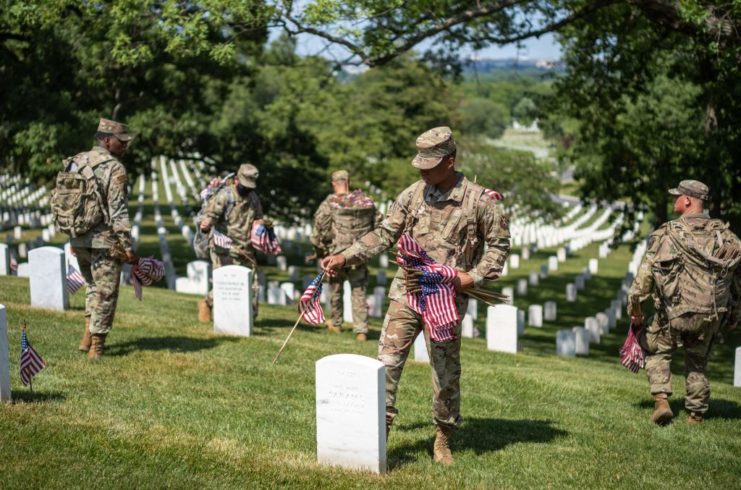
top-left (328, 265), bottom-right (368, 334)
top-left (378, 295), bottom-right (467, 430)
top-left (643, 315), bottom-right (720, 414)
top-left (207, 247), bottom-right (259, 319)
top-left (74, 247), bottom-right (122, 336)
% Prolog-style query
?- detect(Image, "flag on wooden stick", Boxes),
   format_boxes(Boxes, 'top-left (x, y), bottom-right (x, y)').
top-left (298, 272), bottom-right (325, 325)
top-left (66, 265), bottom-right (86, 294)
top-left (20, 328), bottom-right (45, 386)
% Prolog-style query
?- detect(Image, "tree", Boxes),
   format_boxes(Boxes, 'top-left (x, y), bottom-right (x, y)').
top-left (512, 97), bottom-right (538, 126)
top-left (456, 97), bottom-right (509, 139)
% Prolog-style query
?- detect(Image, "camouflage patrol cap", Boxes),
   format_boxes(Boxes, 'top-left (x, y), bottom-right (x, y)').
top-left (412, 126), bottom-right (456, 169)
top-left (97, 118), bottom-right (133, 142)
top-left (668, 180), bottom-right (709, 201)
top-left (237, 163), bottom-right (259, 189)
top-left (331, 170), bottom-right (349, 181)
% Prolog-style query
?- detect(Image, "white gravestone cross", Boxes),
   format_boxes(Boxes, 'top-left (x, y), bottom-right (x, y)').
top-left (316, 354), bottom-right (386, 474)
top-left (213, 265), bottom-right (253, 336)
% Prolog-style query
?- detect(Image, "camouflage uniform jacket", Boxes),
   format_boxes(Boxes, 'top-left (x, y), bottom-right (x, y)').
top-left (340, 172), bottom-right (510, 301)
top-left (69, 145), bottom-right (132, 250)
top-left (205, 184), bottom-right (263, 252)
top-left (628, 214), bottom-right (741, 326)
top-left (311, 190), bottom-right (382, 257)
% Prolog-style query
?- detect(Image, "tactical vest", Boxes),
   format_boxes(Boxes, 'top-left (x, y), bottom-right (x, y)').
top-left (652, 217), bottom-right (741, 332)
top-left (332, 205), bottom-right (376, 253)
top-left (51, 153), bottom-right (111, 237)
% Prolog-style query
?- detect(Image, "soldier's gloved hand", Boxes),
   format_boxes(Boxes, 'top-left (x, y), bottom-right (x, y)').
top-left (320, 255), bottom-right (346, 276)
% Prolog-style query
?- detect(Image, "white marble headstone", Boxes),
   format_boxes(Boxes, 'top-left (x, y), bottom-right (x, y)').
top-left (573, 327), bottom-right (590, 355)
top-left (575, 275), bottom-right (585, 291)
top-left (29, 246), bottom-right (68, 310)
top-left (343, 280), bottom-right (353, 323)
top-left (528, 272), bottom-right (539, 286)
top-left (0, 244), bottom-right (9, 276)
top-left (517, 279), bottom-right (528, 296)
top-left (486, 305), bottom-right (519, 354)
top-left (510, 254), bottom-right (520, 269)
top-left (517, 309), bottom-right (525, 336)
top-left (566, 283), bottom-right (577, 302)
top-left (521, 247), bottom-right (530, 261)
top-left (466, 298), bottom-right (478, 320)
top-left (16, 263), bottom-right (29, 278)
top-left (287, 265), bottom-right (299, 282)
top-left (548, 256), bottom-right (558, 272)
top-left (376, 270), bottom-right (387, 286)
top-left (556, 330), bottom-right (576, 357)
top-left (413, 330), bottom-right (429, 364)
top-left (502, 287), bottom-right (514, 304)
top-left (372, 287), bottom-right (385, 318)
top-left (280, 282), bottom-right (296, 304)
top-left (0, 305), bottom-right (10, 402)
top-left (588, 258), bottom-right (599, 275)
top-left (596, 312), bottom-right (609, 334)
top-left (528, 305), bottom-right (543, 327)
top-left (585, 317), bottom-right (600, 343)
top-left (187, 260), bottom-right (211, 295)
top-left (557, 248), bottom-right (567, 262)
top-left (461, 314), bottom-right (475, 338)
top-left (540, 264), bottom-right (548, 279)
top-left (379, 253), bottom-right (389, 269)
top-left (213, 265), bottom-right (253, 336)
top-left (316, 354), bottom-right (386, 474)
top-left (276, 255), bottom-right (287, 272)
top-left (735, 347), bottom-right (741, 387)
top-left (544, 301), bottom-right (557, 321)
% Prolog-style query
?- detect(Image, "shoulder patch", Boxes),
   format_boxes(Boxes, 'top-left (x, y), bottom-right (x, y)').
top-left (113, 174), bottom-right (128, 186)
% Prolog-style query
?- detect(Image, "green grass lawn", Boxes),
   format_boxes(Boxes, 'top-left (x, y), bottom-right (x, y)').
top-left (1, 266), bottom-right (740, 488)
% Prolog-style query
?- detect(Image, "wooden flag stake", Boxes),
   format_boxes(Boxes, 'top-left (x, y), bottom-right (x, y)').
top-left (272, 272), bottom-right (326, 365)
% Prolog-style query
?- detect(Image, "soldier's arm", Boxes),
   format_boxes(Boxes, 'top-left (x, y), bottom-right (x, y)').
top-left (311, 199), bottom-right (333, 256)
top-left (340, 188), bottom-right (410, 266)
top-left (107, 162), bottom-right (132, 250)
top-left (469, 199), bottom-right (511, 286)
top-left (627, 231), bottom-right (662, 320)
top-left (202, 190), bottom-right (227, 230)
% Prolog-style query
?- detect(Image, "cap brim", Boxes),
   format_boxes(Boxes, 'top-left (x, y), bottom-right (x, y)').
top-left (412, 154), bottom-right (443, 170)
top-left (116, 133), bottom-right (134, 142)
top-left (238, 176), bottom-right (257, 188)
top-left (668, 188), bottom-right (681, 196)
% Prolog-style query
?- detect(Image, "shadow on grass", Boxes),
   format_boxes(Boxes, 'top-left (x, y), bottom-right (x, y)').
top-left (107, 336), bottom-right (239, 356)
top-left (636, 397), bottom-right (741, 420)
top-left (390, 417), bottom-right (566, 468)
top-left (11, 390), bottom-right (66, 403)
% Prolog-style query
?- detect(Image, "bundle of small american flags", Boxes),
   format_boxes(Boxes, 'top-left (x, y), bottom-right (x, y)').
top-left (20, 328), bottom-right (45, 387)
top-left (130, 257), bottom-right (166, 300)
top-left (66, 265), bottom-right (86, 294)
top-left (619, 322), bottom-right (646, 373)
top-left (328, 189), bottom-right (375, 209)
top-left (199, 177), bottom-right (223, 201)
top-left (298, 272), bottom-right (325, 325)
top-left (396, 234), bottom-right (459, 342)
top-left (251, 222), bottom-right (282, 255)
top-left (212, 229), bottom-right (233, 249)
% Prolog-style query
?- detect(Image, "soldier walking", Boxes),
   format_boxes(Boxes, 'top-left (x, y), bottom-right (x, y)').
top-left (321, 127), bottom-right (510, 464)
top-left (311, 170), bottom-right (381, 341)
top-left (198, 164), bottom-right (263, 321)
top-left (54, 118), bottom-right (138, 359)
top-left (628, 180), bottom-right (741, 425)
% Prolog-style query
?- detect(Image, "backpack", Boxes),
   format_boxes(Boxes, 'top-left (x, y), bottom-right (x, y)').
top-left (51, 154), bottom-right (110, 237)
top-left (192, 174), bottom-right (235, 259)
top-left (329, 190), bottom-right (377, 253)
top-left (653, 218), bottom-right (741, 333)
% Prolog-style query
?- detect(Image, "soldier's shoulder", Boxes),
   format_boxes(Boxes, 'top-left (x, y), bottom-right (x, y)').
top-left (467, 181), bottom-right (503, 213)
top-left (394, 181), bottom-right (425, 207)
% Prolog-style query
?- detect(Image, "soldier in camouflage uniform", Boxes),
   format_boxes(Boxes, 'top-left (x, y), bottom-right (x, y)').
top-left (311, 170), bottom-right (381, 341)
top-left (628, 180), bottom-right (741, 425)
top-left (71, 118), bottom-right (137, 359)
top-left (321, 127), bottom-right (510, 464)
top-left (199, 164), bottom-right (263, 320)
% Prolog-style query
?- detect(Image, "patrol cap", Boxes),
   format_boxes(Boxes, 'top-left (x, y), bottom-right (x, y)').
top-left (668, 180), bottom-right (709, 201)
top-left (331, 170), bottom-right (349, 181)
top-left (237, 163), bottom-right (259, 189)
top-left (412, 126), bottom-right (456, 169)
top-left (97, 118), bottom-right (134, 142)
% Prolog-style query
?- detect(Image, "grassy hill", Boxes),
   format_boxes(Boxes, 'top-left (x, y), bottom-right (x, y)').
top-left (1, 248), bottom-right (740, 488)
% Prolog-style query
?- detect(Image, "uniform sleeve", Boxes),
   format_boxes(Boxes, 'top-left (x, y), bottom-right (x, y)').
top-left (107, 162), bottom-right (132, 250)
top-left (340, 187), bottom-right (412, 266)
top-left (204, 189), bottom-right (227, 222)
top-left (311, 198), bottom-right (333, 256)
top-left (469, 199), bottom-right (511, 285)
top-left (627, 230), bottom-right (662, 317)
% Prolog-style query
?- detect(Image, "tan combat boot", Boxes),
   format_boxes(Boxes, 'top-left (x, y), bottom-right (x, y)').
top-left (356, 333), bottom-right (367, 342)
top-left (433, 425), bottom-right (454, 465)
top-left (326, 320), bottom-right (342, 334)
top-left (79, 318), bottom-right (92, 352)
top-left (687, 412), bottom-right (703, 425)
top-left (87, 334), bottom-right (107, 360)
top-left (198, 299), bottom-right (212, 323)
top-left (651, 394), bottom-right (673, 426)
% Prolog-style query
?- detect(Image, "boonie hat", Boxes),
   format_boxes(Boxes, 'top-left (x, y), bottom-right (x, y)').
top-left (668, 180), bottom-right (709, 201)
top-left (238, 163), bottom-right (259, 189)
top-left (412, 127), bottom-right (456, 169)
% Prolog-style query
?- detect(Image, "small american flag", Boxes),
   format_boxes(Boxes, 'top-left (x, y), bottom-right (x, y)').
top-left (619, 322), bottom-right (646, 373)
top-left (251, 222), bottom-right (282, 255)
top-left (298, 272), bottom-right (325, 325)
top-left (212, 229), bottom-right (233, 249)
top-left (10, 255), bottom-right (18, 273)
top-left (66, 265), bottom-right (86, 294)
top-left (130, 257), bottom-right (166, 300)
top-left (20, 328), bottom-right (46, 386)
top-left (483, 188), bottom-right (503, 201)
top-left (396, 234), bottom-right (459, 342)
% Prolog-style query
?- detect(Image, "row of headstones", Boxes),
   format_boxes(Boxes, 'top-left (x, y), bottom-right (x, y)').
top-left (157, 157), bottom-right (194, 245)
top-left (1, 207), bottom-right (53, 230)
top-left (150, 163), bottom-right (177, 290)
top-left (0, 181), bottom-right (47, 208)
top-left (510, 203), bottom-right (600, 248)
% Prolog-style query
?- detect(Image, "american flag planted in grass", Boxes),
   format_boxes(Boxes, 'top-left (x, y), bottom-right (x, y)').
top-left (396, 234), bottom-right (459, 342)
top-left (66, 265), bottom-right (86, 294)
top-left (251, 222), bottom-right (282, 255)
top-left (20, 328), bottom-right (45, 386)
top-left (298, 272), bottom-right (325, 325)
top-left (131, 257), bottom-right (165, 300)
top-left (620, 322), bottom-right (646, 373)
